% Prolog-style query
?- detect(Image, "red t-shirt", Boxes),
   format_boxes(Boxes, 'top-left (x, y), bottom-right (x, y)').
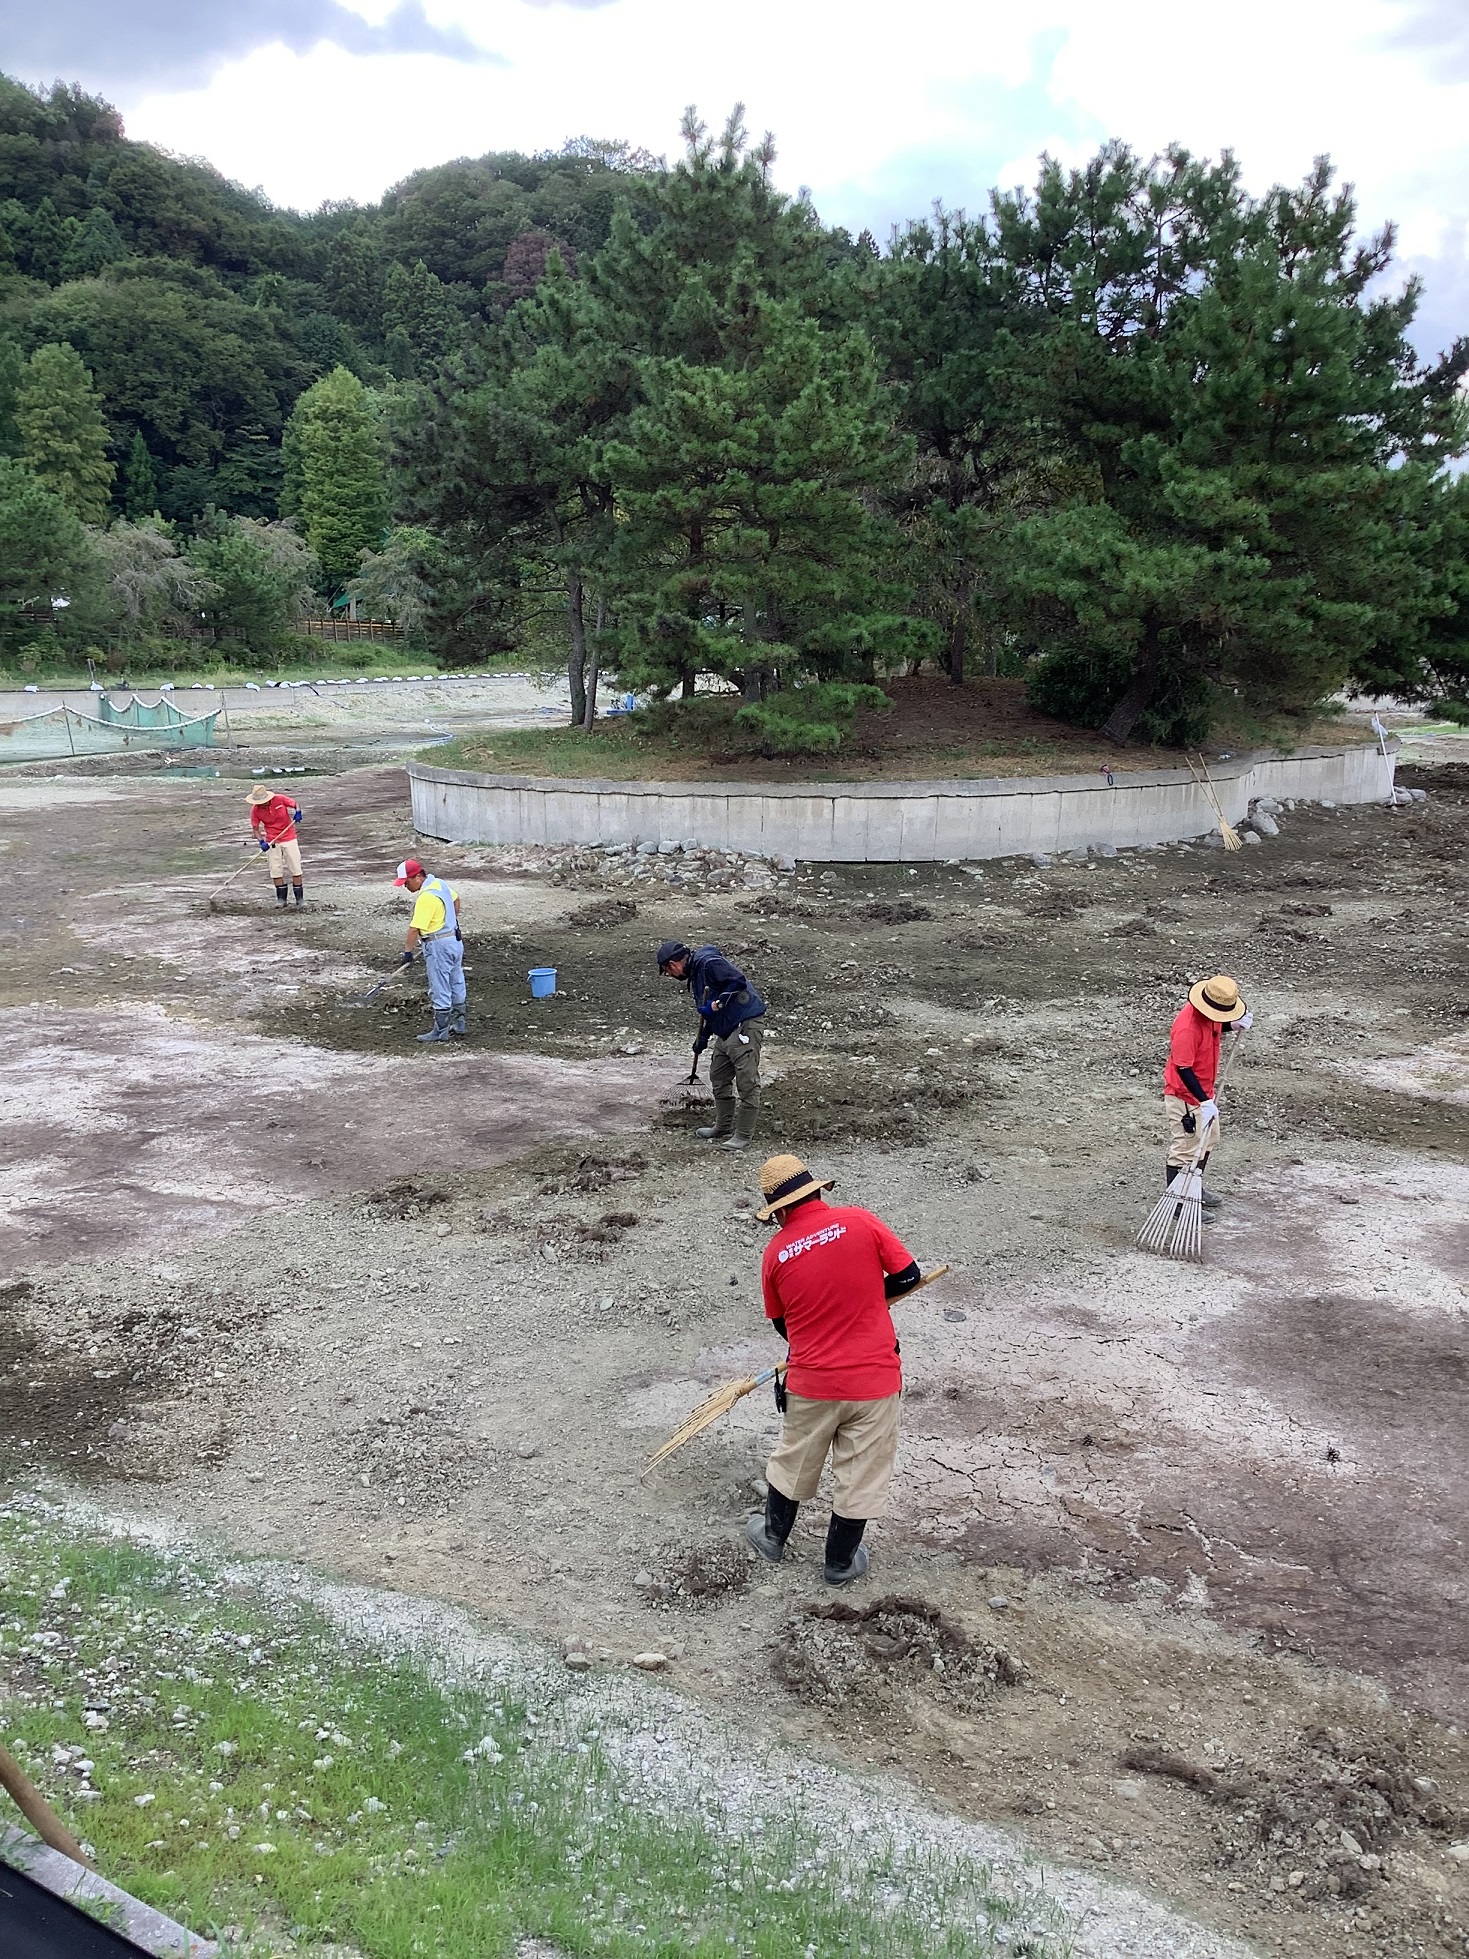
top-left (761, 1198), bottom-right (915, 1402)
top-left (1164, 1004), bottom-right (1221, 1102)
top-left (249, 795), bottom-right (298, 844)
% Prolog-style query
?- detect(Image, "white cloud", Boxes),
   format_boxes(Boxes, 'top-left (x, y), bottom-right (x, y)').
top-left (109, 0), bottom-right (1469, 350)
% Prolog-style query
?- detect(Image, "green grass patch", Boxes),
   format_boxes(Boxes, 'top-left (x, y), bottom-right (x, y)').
top-left (0, 1504), bottom-right (1065, 1958)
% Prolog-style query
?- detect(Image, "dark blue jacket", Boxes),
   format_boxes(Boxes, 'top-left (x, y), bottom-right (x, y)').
top-left (687, 945), bottom-right (765, 1041)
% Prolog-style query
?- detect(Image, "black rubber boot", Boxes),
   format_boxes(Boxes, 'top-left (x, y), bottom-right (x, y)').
top-left (417, 1008), bottom-right (453, 1044)
top-left (449, 1003), bottom-right (467, 1037)
top-left (1165, 1160), bottom-right (1180, 1190)
top-left (824, 1513), bottom-right (869, 1586)
top-left (274, 882), bottom-right (289, 908)
top-left (745, 1485), bottom-right (798, 1563)
top-left (292, 881), bottom-right (304, 907)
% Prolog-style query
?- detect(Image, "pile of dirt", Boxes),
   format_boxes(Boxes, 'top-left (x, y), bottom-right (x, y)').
top-left (642, 1538), bottom-right (751, 1610)
top-left (344, 1402), bottom-right (482, 1506)
top-left (772, 1592), bottom-right (1028, 1716)
top-left (1123, 1724), bottom-right (1468, 1921)
top-left (564, 897), bottom-right (639, 929)
top-left (862, 900), bottom-right (933, 924)
top-left (535, 1151), bottom-right (646, 1196)
top-left (361, 1179), bottom-right (452, 1222)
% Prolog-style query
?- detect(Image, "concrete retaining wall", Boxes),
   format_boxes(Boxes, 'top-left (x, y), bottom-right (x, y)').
top-left (408, 742), bottom-right (1396, 863)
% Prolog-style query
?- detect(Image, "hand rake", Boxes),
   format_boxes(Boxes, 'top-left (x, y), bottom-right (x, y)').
top-left (642, 1264), bottom-right (950, 1476)
top-left (1136, 1033), bottom-right (1247, 1262)
top-left (1187, 753), bottom-right (1243, 851)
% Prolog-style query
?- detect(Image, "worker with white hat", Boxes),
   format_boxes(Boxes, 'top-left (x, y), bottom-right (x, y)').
top-left (394, 858), bottom-right (465, 1043)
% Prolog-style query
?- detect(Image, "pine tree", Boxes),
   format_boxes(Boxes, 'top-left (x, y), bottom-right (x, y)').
top-left (283, 365), bottom-right (389, 590)
top-left (595, 109), bottom-right (917, 699)
top-left (16, 341), bottom-right (115, 522)
top-left (381, 260), bottom-right (463, 377)
top-left (21, 197), bottom-right (69, 284)
top-left (59, 207), bottom-right (128, 281)
top-left (0, 338), bottom-right (22, 455)
top-left (120, 429), bottom-right (159, 518)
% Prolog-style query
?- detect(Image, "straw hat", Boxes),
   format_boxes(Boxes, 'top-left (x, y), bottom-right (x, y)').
top-left (246, 785), bottom-right (276, 804)
top-left (1189, 973), bottom-right (1246, 1022)
top-left (755, 1153), bottom-right (834, 1222)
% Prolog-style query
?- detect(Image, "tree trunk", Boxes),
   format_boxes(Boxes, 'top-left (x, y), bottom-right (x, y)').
top-left (741, 597), bottom-right (763, 701)
top-left (1100, 620), bottom-right (1162, 745)
top-left (566, 571), bottom-right (588, 728)
top-left (948, 603), bottom-right (967, 687)
top-left (680, 667), bottom-right (696, 699)
top-left (582, 594), bottom-right (604, 732)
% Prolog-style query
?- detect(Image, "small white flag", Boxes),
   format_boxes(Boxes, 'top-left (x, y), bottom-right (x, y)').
top-left (1370, 715), bottom-right (1388, 739)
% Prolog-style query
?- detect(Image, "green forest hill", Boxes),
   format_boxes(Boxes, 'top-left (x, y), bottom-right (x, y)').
top-left (2, 76), bottom-right (1467, 750)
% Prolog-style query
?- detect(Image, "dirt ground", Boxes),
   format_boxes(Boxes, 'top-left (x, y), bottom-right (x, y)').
top-left (1, 751), bottom-right (1467, 1959)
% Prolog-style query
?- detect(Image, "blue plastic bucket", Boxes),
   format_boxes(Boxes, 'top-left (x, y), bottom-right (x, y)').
top-left (528, 966), bottom-right (557, 999)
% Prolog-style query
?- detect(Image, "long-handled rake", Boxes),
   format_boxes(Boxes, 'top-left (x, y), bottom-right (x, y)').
top-left (1136, 1034), bottom-right (1247, 1262)
top-left (205, 848), bottom-right (259, 912)
top-left (1188, 753), bottom-right (1243, 852)
top-left (341, 959), bottom-right (416, 1009)
top-left (642, 1264), bottom-right (950, 1476)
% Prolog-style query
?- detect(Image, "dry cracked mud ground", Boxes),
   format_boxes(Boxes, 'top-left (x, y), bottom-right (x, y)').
top-left (1, 752), bottom-right (1467, 1959)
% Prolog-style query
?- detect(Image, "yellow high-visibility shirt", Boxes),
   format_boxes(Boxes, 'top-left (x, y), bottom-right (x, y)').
top-left (410, 878), bottom-right (456, 937)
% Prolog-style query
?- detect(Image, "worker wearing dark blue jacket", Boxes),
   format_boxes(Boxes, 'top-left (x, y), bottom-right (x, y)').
top-left (657, 940), bottom-right (766, 1150)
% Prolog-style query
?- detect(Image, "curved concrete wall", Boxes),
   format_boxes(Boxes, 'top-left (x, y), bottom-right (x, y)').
top-left (408, 741), bottom-right (1396, 863)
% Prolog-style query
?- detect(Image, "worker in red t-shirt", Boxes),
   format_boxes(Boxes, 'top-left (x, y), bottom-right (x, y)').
top-left (247, 785), bottom-right (305, 909)
top-left (1165, 973), bottom-right (1252, 1209)
top-left (747, 1153), bottom-right (923, 1585)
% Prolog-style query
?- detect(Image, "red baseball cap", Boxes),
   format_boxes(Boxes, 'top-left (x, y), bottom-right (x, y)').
top-left (393, 858), bottom-right (426, 885)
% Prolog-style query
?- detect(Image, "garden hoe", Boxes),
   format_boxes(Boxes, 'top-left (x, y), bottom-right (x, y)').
top-left (643, 1265), bottom-right (950, 1475)
top-left (1136, 1031), bottom-right (1247, 1262)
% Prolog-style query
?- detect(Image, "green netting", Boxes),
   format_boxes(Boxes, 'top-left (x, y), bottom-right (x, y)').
top-left (93, 691), bottom-right (196, 729)
top-left (0, 702), bottom-right (219, 762)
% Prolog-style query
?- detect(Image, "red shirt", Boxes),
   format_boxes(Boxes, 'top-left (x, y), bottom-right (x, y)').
top-left (249, 795), bottom-right (298, 844)
top-left (761, 1198), bottom-right (915, 1402)
top-left (1164, 1004), bottom-right (1222, 1103)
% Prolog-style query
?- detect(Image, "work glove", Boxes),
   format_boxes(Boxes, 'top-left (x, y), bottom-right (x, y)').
top-left (1235, 1009), bottom-right (1253, 1032)
top-left (258, 838), bottom-right (269, 852)
top-left (292, 808), bottom-right (303, 824)
top-left (1196, 1097), bottom-right (1220, 1130)
top-left (400, 950), bottom-right (414, 967)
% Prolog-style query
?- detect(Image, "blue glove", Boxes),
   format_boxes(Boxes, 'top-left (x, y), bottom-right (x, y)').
top-left (400, 949), bottom-right (414, 966)
top-left (292, 808), bottom-right (303, 824)
top-left (258, 837), bottom-right (269, 852)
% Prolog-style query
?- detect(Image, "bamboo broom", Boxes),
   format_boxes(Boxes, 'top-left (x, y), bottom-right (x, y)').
top-left (1188, 753), bottom-right (1243, 852)
top-left (643, 1265), bottom-right (950, 1476)
top-left (1136, 1032), bottom-right (1247, 1262)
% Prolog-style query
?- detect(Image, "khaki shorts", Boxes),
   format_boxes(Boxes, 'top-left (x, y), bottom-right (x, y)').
top-left (266, 838), bottom-right (302, 880)
top-left (1165, 1092), bottom-right (1220, 1169)
top-left (766, 1390), bottom-right (901, 1519)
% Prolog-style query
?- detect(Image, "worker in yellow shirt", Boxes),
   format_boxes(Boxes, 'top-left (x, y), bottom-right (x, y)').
top-left (394, 857), bottom-right (465, 1043)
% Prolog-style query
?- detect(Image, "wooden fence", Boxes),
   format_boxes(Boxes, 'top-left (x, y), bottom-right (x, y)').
top-left (296, 619), bottom-right (401, 642)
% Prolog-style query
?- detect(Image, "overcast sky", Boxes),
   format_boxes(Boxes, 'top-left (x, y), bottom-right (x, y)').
top-left (13, 0), bottom-right (1469, 358)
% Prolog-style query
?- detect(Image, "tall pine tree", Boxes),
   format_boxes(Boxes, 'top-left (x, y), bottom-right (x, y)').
top-left (120, 430), bottom-right (159, 518)
top-left (17, 341), bottom-right (115, 523)
top-left (283, 365), bottom-right (388, 591)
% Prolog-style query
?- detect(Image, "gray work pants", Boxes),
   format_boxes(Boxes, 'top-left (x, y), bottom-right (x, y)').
top-left (708, 1020), bottom-right (764, 1139)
